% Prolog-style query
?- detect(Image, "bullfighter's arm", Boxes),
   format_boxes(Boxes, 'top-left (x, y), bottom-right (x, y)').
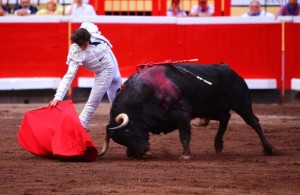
top-left (53, 44), bottom-right (84, 101)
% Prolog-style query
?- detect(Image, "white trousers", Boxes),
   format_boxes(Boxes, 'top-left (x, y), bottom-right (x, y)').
top-left (79, 50), bottom-right (122, 129)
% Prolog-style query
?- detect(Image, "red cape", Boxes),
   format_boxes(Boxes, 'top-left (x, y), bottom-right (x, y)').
top-left (18, 100), bottom-right (98, 161)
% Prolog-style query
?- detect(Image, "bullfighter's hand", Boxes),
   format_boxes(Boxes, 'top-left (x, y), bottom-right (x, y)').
top-left (49, 100), bottom-right (59, 107)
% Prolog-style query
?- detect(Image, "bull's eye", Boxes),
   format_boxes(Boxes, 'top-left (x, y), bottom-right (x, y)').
top-left (124, 129), bottom-right (130, 136)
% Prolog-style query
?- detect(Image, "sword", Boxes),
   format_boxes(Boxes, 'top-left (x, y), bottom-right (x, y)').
top-left (136, 58), bottom-right (212, 85)
top-left (173, 65), bottom-right (213, 85)
top-left (136, 58), bottom-right (199, 70)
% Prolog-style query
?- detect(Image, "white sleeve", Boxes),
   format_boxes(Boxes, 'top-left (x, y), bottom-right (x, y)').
top-left (241, 13), bottom-right (249, 18)
top-left (88, 5), bottom-right (97, 16)
top-left (166, 11), bottom-right (172, 16)
top-left (208, 5), bottom-right (214, 15)
top-left (54, 44), bottom-right (84, 101)
top-left (54, 60), bottom-right (79, 101)
top-left (266, 12), bottom-right (275, 18)
top-left (189, 5), bottom-right (198, 15)
top-left (64, 5), bottom-right (72, 15)
top-left (66, 43), bottom-right (85, 64)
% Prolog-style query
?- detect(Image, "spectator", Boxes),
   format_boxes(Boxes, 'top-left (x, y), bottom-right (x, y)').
top-left (166, 0), bottom-right (187, 17)
top-left (13, 0), bottom-right (38, 16)
top-left (276, 0), bottom-right (300, 17)
top-left (241, 1), bottom-right (274, 18)
top-left (64, 0), bottom-right (97, 16)
top-left (49, 22), bottom-right (122, 130)
top-left (189, 0), bottom-right (214, 17)
top-left (37, 0), bottom-right (63, 15)
top-left (0, 0), bottom-right (11, 15)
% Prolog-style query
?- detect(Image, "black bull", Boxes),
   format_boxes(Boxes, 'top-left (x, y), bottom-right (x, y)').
top-left (99, 63), bottom-right (273, 159)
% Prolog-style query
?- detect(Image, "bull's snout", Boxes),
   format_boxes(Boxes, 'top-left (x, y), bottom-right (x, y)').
top-left (126, 144), bottom-right (150, 159)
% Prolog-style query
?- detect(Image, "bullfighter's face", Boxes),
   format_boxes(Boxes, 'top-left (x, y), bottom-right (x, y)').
top-left (107, 124), bottom-right (150, 159)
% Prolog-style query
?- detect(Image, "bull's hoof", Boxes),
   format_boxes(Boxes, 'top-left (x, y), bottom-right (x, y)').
top-left (143, 151), bottom-right (152, 158)
top-left (215, 146), bottom-right (223, 154)
top-left (126, 150), bottom-right (144, 159)
top-left (191, 118), bottom-right (210, 127)
top-left (180, 154), bottom-right (192, 160)
top-left (263, 145), bottom-right (273, 156)
top-left (214, 142), bottom-right (223, 153)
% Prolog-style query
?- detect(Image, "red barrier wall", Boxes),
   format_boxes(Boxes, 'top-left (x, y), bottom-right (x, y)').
top-left (0, 17), bottom-right (299, 90)
top-left (285, 22), bottom-right (300, 79)
top-left (0, 21), bottom-right (69, 78)
top-left (72, 19), bottom-right (282, 87)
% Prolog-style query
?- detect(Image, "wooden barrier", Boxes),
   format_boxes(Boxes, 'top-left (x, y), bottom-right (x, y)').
top-left (72, 16), bottom-right (282, 89)
top-left (285, 17), bottom-right (300, 91)
top-left (0, 17), bottom-right (69, 90)
top-left (0, 16), bottom-right (299, 93)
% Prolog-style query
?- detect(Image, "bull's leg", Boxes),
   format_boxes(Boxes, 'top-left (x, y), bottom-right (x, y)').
top-left (235, 105), bottom-right (273, 155)
top-left (214, 113), bottom-right (231, 153)
top-left (243, 113), bottom-right (273, 155)
top-left (175, 103), bottom-right (193, 159)
top-left (178, 123), bottom-right (192, 159)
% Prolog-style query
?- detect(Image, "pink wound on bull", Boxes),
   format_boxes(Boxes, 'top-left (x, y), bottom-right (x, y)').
top-left (140, 66), bottom-right (181, 110)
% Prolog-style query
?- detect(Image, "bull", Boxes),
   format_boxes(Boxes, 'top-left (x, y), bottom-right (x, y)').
top-left (99, 63), bottom-right (273, 159)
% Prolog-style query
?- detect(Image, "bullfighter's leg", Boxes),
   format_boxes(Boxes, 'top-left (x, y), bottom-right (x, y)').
top-left (79, 68), bottom-right (112, 129)
top-left (214, 113), bottom-right (231, 153)
top-left (241, 113), bottom-right (273, 155)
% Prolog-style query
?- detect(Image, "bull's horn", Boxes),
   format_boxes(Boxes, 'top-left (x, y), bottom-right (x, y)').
top-left (98, 134), bottom-right (110, 157)
top-left (109, 113), bottom-right (129, 130)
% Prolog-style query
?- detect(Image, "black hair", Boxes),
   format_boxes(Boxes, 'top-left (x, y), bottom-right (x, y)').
top-left (70, 28), bottom-right (91, 46)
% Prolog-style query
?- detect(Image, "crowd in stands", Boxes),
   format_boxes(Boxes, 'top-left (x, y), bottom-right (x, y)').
top-left (0, 0), bottom-right (11, 15)
top-left (0, 0), bottom-right (299, 17)
top-left (166, 0), bottom-right (300, 18)
top-left (0, 0), bottom-right (97, 16)
top-left (241, 0), bottom-right (274, 18)
top-left (64, 0), bottom-right (96, 16)
top-left (36, 0), bottom-right (63, 15)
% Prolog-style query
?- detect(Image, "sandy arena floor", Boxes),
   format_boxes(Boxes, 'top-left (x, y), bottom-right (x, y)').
top-left (0, 102), bottom-right (299, 194)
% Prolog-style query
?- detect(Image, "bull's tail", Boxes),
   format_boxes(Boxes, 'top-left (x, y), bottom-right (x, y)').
top-left (229, 73), bottom-right (254, 116)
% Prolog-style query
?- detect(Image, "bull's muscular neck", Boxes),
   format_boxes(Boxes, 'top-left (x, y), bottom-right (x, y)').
top-left (139, 66), bottom-right (181, 110)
